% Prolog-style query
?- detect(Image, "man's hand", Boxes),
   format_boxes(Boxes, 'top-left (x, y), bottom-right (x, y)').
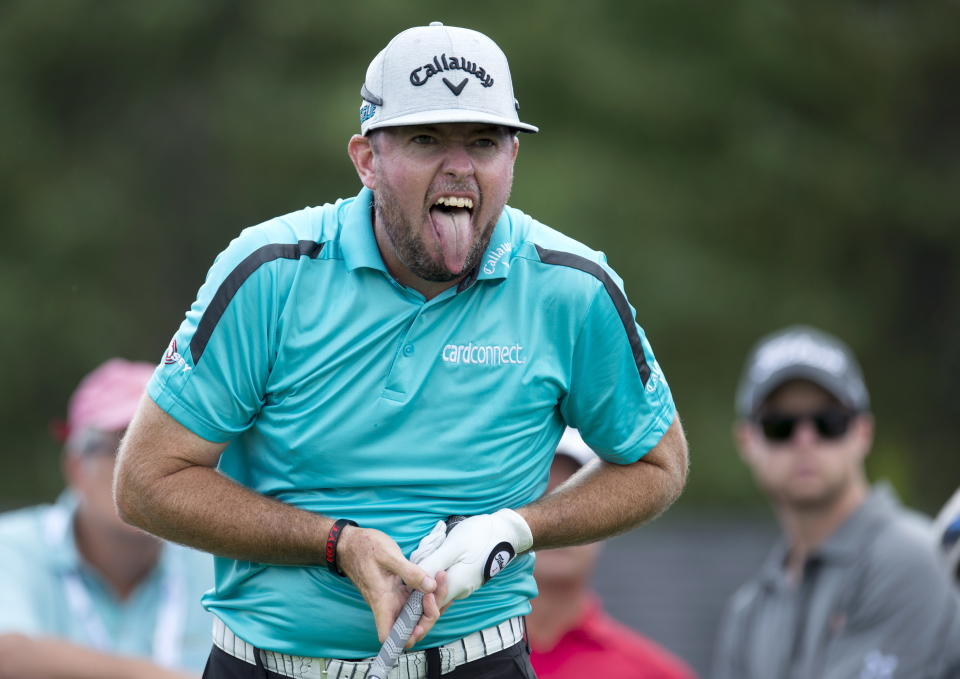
top-left (335, 526), bottom-right (447, 647)
top-left (415, 510), bottom-right (533, 606)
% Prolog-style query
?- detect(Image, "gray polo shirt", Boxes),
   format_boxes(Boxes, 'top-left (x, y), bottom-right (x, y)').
top-left (712, 484), bottom-right (960, 679)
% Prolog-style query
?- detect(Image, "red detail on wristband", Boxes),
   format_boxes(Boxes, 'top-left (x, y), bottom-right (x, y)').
top-left (325, 519), bottom-right (358, 576)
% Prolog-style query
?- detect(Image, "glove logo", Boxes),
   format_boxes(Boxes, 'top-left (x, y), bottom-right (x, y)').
top-left (484, 542), bottom-right (515, 582)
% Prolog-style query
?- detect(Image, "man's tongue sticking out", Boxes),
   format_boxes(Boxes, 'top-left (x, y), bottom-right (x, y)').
top-left (429, 206), bottom-right (472, 275)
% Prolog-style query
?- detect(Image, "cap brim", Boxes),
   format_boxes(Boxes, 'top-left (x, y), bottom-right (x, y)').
top-left (746, 365), bottom-right (861, 416)
top-left (365, 109), bottom-right (538, 134)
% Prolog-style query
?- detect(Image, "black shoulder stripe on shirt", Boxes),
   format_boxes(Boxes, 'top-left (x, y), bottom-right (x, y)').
top-left (534, 244), bottom-right (651, 386)
top-left (190, 240), bottom-right (324, 366)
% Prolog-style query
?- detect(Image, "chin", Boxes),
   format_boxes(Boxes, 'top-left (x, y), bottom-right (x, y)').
top-left (113, 521), bottom-right (160, 545)
top-left (418, 268), bottom-right (460, 283)
top-left (780, 481), bottom-right (845, 510)
top-left (534, 549), bottom-right (595, 582)
top-left (783, 494), bottom-right (833, 511)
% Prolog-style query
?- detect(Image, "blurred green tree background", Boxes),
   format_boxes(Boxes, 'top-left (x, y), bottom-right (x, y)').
top-left (1, 0), bottom-right (957, 513)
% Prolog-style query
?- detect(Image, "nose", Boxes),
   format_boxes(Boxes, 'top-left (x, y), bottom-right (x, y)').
top-left (440, 142), bottom-right (475, 180)
top-left (790, 419), bottom-right (820, 447)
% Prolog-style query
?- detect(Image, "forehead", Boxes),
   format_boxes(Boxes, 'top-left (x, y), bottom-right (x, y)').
top-left (761, 379), bottom-right (841, 411)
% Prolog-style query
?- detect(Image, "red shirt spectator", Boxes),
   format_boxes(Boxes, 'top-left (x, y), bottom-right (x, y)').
top-left (530, 596), bottom-right (695, 679)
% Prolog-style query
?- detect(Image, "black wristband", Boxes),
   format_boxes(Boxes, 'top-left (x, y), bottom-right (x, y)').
top-left (325, 519), bottom-right (358, 576)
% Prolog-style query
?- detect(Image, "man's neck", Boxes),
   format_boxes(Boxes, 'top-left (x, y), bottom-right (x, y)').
top-left (527, 580), bottom-right (591, 651)
top-left (73, 512), bottom-right (162, 600)
top-left (386, 261), bottom-right (462, 301)
top-left (777, 480), bottom-right (869, 582)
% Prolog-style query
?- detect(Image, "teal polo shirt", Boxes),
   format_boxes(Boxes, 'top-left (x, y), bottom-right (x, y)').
top-left (0, 491), bottom-right (214, 673)
top-left (148, 187), bottom-right (675, 659)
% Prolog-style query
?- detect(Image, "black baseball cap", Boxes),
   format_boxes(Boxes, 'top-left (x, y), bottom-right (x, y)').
top-left (735, 325), bottom-right (870, 418)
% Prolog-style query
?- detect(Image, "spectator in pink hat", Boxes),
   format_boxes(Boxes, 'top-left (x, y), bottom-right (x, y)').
top-left (0, 359), bottom-right (213, 678)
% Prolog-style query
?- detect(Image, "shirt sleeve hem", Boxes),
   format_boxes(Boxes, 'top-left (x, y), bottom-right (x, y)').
top-left (147, 379), bottom-right (234, 444)
top-left (605, 400), bottom-right (676, 465)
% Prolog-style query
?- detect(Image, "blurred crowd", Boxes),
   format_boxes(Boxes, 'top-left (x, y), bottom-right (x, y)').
top-left (0, 325), bottom-right (957, 678)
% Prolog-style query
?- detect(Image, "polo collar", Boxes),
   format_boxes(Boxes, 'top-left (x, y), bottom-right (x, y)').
top-left (530, 595), bottom-right (603, 653)
top-left (455, 213), bottom-right (515, 292)
top-left (45, 490), bottom-right (82, 573)
top-left (341, 188), bottom-right (388, 273)
top-left (341, 188), bottom-right (516, 284)
top-left (758, 537), bottom-right (790, 589)
top-left (474, 214), bottom-right (514, 282)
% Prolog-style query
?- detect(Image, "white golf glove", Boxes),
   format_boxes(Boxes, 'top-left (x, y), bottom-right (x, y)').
top-left (413, 509), bottom-right (533, 606)
top-left (409, 520), bottom-right (448, 565)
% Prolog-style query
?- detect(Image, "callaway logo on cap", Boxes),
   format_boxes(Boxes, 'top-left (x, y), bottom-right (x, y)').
top-left (359, 22), bottom-right (538, 135)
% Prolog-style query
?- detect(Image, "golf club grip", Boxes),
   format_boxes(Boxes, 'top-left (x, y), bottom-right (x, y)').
top-left (367, 590), bottom-right (423, 679)
top-left (367, 516), bottom-right (469, 679)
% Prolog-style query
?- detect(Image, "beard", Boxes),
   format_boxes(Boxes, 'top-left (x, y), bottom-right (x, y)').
top-left (373, 179), bottom-right (504, 283)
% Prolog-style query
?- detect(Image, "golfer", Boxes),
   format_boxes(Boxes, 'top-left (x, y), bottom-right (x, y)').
top-left (115, 21), bottom-right (688, 679)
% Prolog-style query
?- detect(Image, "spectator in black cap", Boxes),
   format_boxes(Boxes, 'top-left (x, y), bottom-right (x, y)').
top-left (712, 325), bottom-right (960, 679)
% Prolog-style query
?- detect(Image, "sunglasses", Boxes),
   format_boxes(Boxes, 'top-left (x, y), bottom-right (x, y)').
top-left (70, 428), bottom-right (123, 458)
top-left (755, 409), bottom-right (856, 443)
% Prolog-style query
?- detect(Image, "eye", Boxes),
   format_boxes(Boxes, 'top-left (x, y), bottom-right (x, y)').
top-left (472, 138), bottom-right (496, 148)
top-left (411, 134), bottom-right (437, 145)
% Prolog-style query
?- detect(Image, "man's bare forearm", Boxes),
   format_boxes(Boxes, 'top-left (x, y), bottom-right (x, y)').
top-left (117, 464), bottom-right (332, 564)
top-left (517, 416), bottom-right (688, 549)
top-left (114, 397), bottom-right (332, 564)
top-left (0, 634), bottom-right (195, 679)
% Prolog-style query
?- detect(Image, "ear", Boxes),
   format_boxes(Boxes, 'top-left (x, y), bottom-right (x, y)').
top-left (511, 134), bottom-right (519, 162)
top-left (62, 450), bottom-right (84, 489)
top-left (733, 420), bottom-right (758, 465)
top-left (347, 134), bottom-right (377, 190)
top-left (852, 412), bottom-right (874, 462)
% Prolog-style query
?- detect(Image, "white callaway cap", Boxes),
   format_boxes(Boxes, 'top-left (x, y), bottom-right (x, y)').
top-left (359, 22), bottom-right (538, 135)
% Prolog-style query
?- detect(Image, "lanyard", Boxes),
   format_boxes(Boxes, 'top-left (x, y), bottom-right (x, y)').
top-left (44, 506), bottom-right (186, 668)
